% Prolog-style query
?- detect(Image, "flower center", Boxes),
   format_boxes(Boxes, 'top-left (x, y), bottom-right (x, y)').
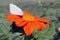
top-left (23, 13), bottom-right (35, 22)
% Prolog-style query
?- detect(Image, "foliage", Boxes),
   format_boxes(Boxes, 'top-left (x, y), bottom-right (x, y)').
top-left (0, 0), bottom-right (60, 40)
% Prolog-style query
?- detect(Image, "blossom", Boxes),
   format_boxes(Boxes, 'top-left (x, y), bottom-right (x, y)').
top-left (5, 11), bottom-right (50, 36)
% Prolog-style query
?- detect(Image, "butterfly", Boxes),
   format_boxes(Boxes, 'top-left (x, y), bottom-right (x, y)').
top-left (5, 3), bottom-right (50, 36)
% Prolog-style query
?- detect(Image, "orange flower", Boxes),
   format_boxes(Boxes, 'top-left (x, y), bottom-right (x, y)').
top-left (5, 11), bottom-right (50, 36)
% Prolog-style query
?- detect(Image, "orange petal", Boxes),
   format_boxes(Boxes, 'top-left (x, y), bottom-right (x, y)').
top-left (34, 22), bottom-right (47, 31)
top-left (5, 14), bottom-right (24, 22)
top-left (35, 17), bottom-right (50, 24)
top-left (5, 14), bottom-right (14, 22)
top-left (15, 21), bottom-right (27, 27)
top-left (23, 22), bottom-right (34, 36)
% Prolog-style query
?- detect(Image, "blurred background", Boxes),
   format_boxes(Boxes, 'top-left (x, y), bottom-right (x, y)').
top-left (0, 0), bottom-right (60, 40)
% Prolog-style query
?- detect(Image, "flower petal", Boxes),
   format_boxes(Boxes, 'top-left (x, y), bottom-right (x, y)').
top-left (5, 14), bottom-right (26, 27)
top-left (23, 22), bottom-right (34, 36)
top-left (35, 17), bottom-right (50, 24)
top-left (15, 21), bottom-right (27, 27)
top-left (5, 14), bottom-right (24, 22)
top-left (34, 22), bottom-right (47, 31)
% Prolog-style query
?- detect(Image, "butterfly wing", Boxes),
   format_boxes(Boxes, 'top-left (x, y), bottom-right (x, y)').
top-left (10, 3), bottom-right (23, 16)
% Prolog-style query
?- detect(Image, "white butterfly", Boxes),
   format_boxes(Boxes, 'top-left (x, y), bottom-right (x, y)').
top-left (9, 3), bottom-right (23, 16)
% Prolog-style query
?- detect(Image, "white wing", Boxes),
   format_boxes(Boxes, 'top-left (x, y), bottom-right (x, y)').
top-left (10, 3), bottom-right (23, 16)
